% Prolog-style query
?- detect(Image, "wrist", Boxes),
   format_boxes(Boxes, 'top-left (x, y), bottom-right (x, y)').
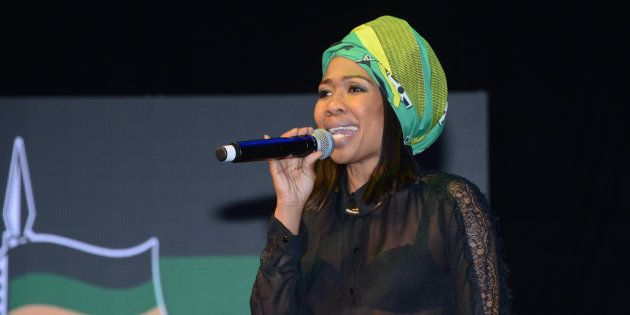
top-left (275, 198), bottom-right (306, 212)
top-left (273, 206), bottom-right (303, 235)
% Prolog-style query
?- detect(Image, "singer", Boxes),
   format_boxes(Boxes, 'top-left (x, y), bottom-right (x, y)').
top-left (250, 16), bottom-right (511, 314)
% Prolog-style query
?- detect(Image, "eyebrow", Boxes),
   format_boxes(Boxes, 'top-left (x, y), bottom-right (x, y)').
top-left (319, 74), bottom-right (373, 86)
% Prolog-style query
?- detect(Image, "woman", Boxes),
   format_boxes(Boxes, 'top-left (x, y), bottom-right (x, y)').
top-left (250, 16), bottom-right (511, 314)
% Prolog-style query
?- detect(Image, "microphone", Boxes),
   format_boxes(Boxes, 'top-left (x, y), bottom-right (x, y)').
top-left (216, 128), bottom-right (335, 163)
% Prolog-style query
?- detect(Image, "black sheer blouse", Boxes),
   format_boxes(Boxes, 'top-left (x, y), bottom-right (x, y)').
top-left (250, 171), bottom-right (511, 314)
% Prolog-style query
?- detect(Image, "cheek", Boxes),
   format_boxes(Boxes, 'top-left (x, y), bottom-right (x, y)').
top-left (313, 103), bottom-right (325, 128)
top-left (365, 105), bottom-right (384, 139)
top-left (363, 104), bottom-right (383, 128)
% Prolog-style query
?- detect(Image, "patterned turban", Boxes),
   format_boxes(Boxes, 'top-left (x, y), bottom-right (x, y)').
top-left (322, 16), bottom-right (448, 155)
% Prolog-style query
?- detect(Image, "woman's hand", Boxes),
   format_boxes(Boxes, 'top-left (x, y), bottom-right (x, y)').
top-left (267, 127), bottom-right (323, 234)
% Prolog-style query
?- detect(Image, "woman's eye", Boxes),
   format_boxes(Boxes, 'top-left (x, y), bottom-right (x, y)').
top-left (348, 84), bottom-right (365, 93)
top-left (318, 89), bottom-right (332, 98)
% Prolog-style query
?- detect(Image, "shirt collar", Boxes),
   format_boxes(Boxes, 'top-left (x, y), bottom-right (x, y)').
top-left (336, 173), bottom-right (384, 217)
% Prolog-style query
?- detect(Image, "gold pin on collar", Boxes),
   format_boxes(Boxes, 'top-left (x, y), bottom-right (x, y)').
top-left (345, 201), bottom-right (383, 216)
top-left (345, 197), bottom-right (360, 216)
top-left (345, 206), bottom-right (360, 216)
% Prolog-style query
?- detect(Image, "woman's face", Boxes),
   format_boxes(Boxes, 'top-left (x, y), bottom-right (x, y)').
top-left (314, 57), bottom-right (384, 167)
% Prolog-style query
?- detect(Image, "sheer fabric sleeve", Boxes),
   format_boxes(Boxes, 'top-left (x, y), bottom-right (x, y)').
top-left (445, 177), bottom-right (512, 315)
top-left (250, 215), bottom-right (308, 315)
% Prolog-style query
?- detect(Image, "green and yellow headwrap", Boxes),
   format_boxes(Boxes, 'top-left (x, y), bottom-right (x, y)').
top-left (322, 15), bottom-right (448, 155)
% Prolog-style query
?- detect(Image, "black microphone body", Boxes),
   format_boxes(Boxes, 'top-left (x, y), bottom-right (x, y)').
top-left (216, 129), bottom-right (334, 163)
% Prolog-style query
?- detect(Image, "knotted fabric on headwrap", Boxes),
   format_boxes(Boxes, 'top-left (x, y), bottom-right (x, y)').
top-left (322, 15), bottom-right (448, 155)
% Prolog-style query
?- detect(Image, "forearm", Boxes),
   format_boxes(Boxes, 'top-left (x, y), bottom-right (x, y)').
top-left (250, 216), bottom-right (308, 314)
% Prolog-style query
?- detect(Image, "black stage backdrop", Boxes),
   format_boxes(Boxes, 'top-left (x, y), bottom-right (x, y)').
top-left (0, 1), bottom-right (627, 314)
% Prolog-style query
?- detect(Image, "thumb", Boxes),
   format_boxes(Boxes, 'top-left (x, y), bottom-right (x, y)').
top-left (302, 150), bottom-right (323, 171)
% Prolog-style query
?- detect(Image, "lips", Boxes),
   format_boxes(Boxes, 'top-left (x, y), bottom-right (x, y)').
top-left (327, 125), bottom-right (358, 145)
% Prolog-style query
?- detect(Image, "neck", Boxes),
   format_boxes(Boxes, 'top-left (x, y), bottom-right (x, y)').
top-left (345, 157), bottom-right (379, 193)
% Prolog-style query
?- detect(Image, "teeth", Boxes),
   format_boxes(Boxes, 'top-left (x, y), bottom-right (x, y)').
top-left (328, 126), bottom-right (358, 134)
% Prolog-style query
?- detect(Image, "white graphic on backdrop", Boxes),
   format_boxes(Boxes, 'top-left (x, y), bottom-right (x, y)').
top-left (0, 136), bottom-right (168, 315)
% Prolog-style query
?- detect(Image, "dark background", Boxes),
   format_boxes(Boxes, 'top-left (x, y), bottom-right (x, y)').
top-left (0, 1), bottom-right (627, 314)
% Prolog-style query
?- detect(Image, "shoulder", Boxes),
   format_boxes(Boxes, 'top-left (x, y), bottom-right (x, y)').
top-left (410, 170), bottom-right (495, 227)
top-left (412, 170), bottom-right (486, 204)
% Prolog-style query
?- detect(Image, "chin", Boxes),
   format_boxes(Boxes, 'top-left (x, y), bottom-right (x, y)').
top-left (330, 155), bottom-right (346, 165)
top-left (330, 150), bottom-right (353, 165)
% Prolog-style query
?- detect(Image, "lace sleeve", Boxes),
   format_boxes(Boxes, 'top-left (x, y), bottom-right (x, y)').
top-left (446, 177), bottom-right (512, 315)
top-left (250, 216), bottom-right (308, 314)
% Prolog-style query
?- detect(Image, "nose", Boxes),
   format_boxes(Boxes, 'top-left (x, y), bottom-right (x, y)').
top-left (324, 94), bottom-right (347, 117)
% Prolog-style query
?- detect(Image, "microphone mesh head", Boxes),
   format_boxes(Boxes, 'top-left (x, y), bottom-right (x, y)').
top-left (311, 128), bottom-right (335, 159)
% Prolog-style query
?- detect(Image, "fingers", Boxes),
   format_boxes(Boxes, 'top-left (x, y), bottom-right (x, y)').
top-left (265, 128), bottom-right (316, 175)
top-left (281, 126), bottom-right (314, 138)
top-left (299, 126), bottom-right (314, 136)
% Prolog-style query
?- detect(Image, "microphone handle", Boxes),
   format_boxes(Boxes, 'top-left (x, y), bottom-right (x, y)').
top-left (221, 135), bottom-right (318, 163)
